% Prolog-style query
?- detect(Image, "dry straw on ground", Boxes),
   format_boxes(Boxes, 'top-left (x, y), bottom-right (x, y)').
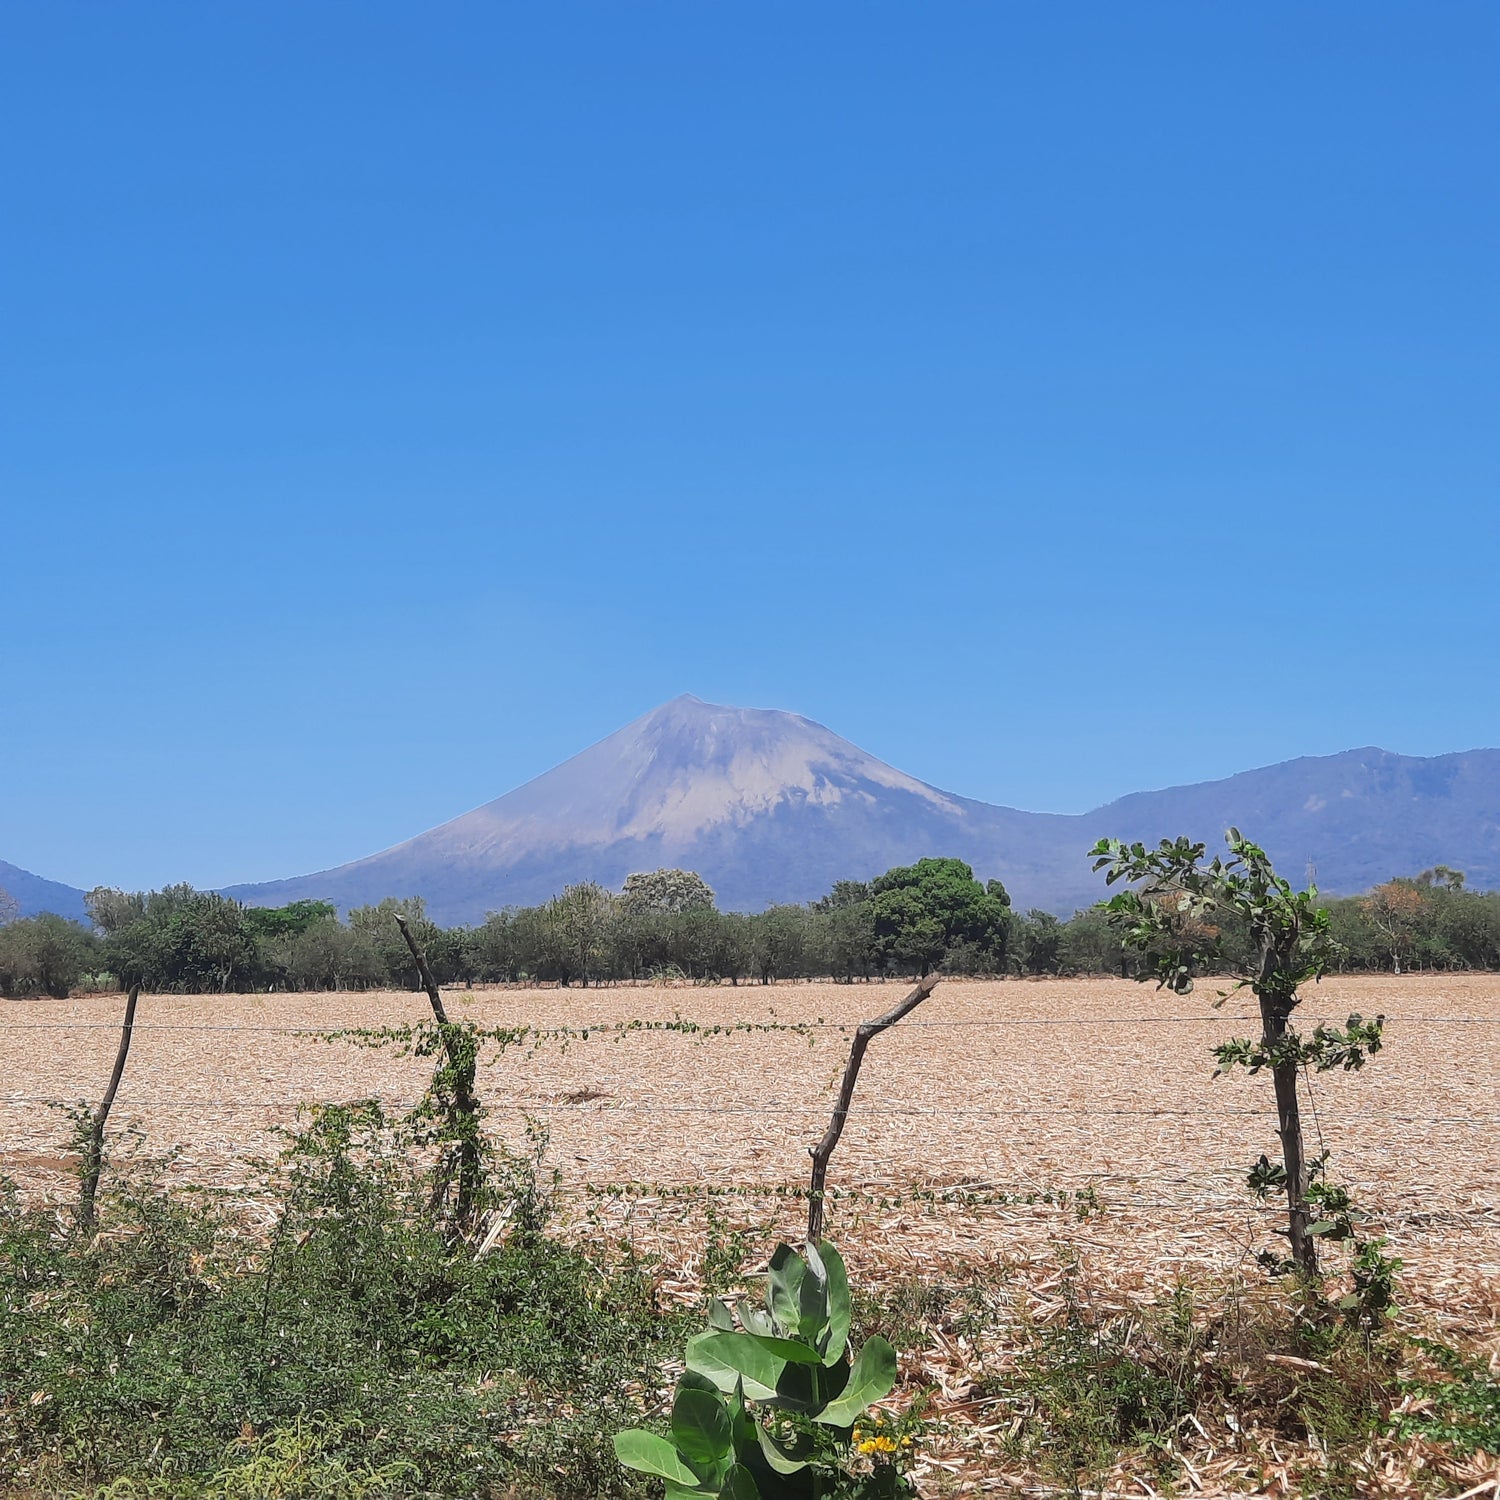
top-left (2, 975), bottom-right (1497, 1494)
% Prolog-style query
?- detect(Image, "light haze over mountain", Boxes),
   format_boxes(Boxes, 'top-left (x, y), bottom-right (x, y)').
top-left (216, 695), bottom-right (1500, 923)
top-left (0, 860), bottom-right (88, 924)
top-left (7, 695), bottom-right (1500, 923)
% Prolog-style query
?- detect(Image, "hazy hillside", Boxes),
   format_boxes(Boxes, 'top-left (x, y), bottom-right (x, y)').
top-left (10, 698), bottom-right (1498, 925)
top-left (222, 695), bottom-right (1500, 923)
top-left (0, 859), bottom-right (88, 922)
top-left (1093, 748), bottom-right (1500, 896)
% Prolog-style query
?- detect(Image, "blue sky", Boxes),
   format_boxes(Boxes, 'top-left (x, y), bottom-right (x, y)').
top-left (3, 2), bottom-right (1496, 891)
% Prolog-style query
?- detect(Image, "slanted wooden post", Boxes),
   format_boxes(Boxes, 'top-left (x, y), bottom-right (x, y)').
top-left (395, 913), bottom-right (484, 1232)
top-left (806, 974), bottom-right (939, 1243)
top-left (77, 983), bottom-right (141, 1232)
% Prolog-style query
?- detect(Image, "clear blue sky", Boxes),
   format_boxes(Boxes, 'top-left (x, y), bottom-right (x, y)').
top-left (3, 2), bottom-right (1496, 892)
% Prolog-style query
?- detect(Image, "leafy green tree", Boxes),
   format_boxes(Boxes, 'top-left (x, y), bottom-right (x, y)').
top-left (0, 914), bottom-right (100, 998)
top-left (817, 900), bottom-right (878, 982)
top-left (620, 868), bottom-right (716, 915)
top-left (84, 886), bottom-right (147, 935)
top-left (472, 910), bottom-right (524, 983)
top-left (811, 879), bottom-right (871, 913)
top-left (1010, 909), bottom-right (1063, 974)
top-left (158, 893), bottom-right (259, 992)
top-left (1057, 907), bottom-right (1127, 975)
top-left (243, 901), bottom-right (337, 943)
top-left (348, 898), bottom-right (439, 988)
top-left (750, 906), bottom-right (808, 983)
top-left (89, 885), bottom-right (257, 992)
top-left (544, 882), bottom-right (615, 987)
top-left (1091, 830), bottom-right (1390, 1292)
top-left (712, 911), bottom-right (755, 985)
top-left (869, 858), bottom-right (1009, 976)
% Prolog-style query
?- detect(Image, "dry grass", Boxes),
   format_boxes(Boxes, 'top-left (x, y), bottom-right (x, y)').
top-left (2, 974), bottom-right (1497, 1494)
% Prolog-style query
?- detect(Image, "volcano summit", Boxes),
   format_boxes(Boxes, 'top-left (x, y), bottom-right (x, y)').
top-left (217, 695), bottom-right (1500, 924)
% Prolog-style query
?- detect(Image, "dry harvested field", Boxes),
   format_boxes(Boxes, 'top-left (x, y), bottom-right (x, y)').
top-left (3, 975), bottom-right (1498, 1492)
top-left (2, 975), bottom-right (1496, 1274)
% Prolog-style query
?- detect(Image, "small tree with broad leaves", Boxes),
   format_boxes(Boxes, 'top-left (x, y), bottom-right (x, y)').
top-left (1090, 830), bottom-right (1399, 1326)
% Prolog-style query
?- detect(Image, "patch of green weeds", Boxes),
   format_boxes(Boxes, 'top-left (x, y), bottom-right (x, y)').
top-left (987, 1270), bottom-right (1198, 1494)
top-left (1394, 1338), bottom-right (1500, 1457)
top-left (699, 1202), bottom-right (760, 1297)
top-left (0, 1105), bottom-right (686, 1499)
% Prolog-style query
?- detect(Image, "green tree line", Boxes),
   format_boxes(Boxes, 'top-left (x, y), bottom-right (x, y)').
top-left (1, 861), bottom-right (1499, 998)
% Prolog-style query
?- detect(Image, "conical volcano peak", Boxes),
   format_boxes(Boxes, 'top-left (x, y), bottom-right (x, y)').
top-left (546, 695), bottom-right (962, 843)
top-left (219, 696), bottom-right (1500, 926)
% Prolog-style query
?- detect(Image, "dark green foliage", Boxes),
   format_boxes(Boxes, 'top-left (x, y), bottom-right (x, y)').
top-left (868, 858), bottom-right (1010, 976)
top-left (242, 899), bottom-right (338, 942)
top-left (0, 1112), bottom-right (688, 1499)
top-left (615, 1240), bottom-right (906, 1498)
top-left (1395, 1339), bottom-right (1500, 1456)
top-left (0, 911), bottom-right (100, 996)
top-left (67, 856), bottom-right (1500, 996)
top-left (87, 885), bottom-right (261, 993)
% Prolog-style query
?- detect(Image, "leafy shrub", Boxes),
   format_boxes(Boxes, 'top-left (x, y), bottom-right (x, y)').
top-left (615, 1240), bottom-right (909, 1498)
top-left (0, 1109), bottom-right (688, 1499)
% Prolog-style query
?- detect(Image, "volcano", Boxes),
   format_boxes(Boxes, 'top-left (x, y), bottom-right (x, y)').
top-left (219, 695), bottom-right (1500, 923)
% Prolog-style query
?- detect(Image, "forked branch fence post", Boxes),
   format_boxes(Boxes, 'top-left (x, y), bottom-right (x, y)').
top-left (806, 973), bottom-right (940, 1243)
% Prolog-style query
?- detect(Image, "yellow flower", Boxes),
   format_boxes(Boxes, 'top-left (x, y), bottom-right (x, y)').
top-left (855, 1435), bottom-right (899, 1455)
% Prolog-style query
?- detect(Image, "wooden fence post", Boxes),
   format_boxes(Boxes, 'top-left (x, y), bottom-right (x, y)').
top-left (395, 913), bottom-right (484, 1233)
top-left (806, 974), bottom-right (939, 1244)
top-left (77, 982), bottom-right (141, 1233)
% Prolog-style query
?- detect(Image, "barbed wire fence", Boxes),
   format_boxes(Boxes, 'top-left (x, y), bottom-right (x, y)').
top-left (1, 984), bottom-right (1495, 1251)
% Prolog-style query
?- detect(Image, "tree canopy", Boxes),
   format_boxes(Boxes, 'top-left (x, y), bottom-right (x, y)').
top-left (869, 858), bottom-right (1011, 976)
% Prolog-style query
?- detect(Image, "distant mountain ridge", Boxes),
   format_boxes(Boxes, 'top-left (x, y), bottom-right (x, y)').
top-left (0, 859), bottom-right (88, 923)
top-left (7, 696), bottom-right (1500, 923)
top-left (222, 696), bottom-right (1500, 922)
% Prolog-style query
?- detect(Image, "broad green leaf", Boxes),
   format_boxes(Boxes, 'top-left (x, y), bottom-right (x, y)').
top-left (767, 1348), bottom-right (850, 1415)
top-left (742, 1333), bottom-right (821, 1365)
top-left (767, 1360), bottom-right (818, 1414)
top-left (815, 1336), bottom-right (898, 1427)
top-left (706, 1298), bottom-right (735, 1331)
top-left (686, 1331), bottom-right (784, 1400)
top-left (767, 1243), bottom-right (806, 1335)
top-left (671, 1383), bottom-right (732, 1470)
top-left (802, 1240), bottom-right (826, 1282)
top-left (797, 1263), bottom-right (829, 1341)
top-left (680, 1367), bottom-right (723, 1396)
top-left (737, 1300), bottom-right (774, 1337)
top-left (725, 1378), bottom-right (756, 1449)
top-left (719, 1464), bottom-right (761, 1500)
top-left (797, 1239), bottom-right (831, 1341)
top-left (613, 1430), bottom-right (700, 1484)
top-left (756, 1421), bottom-right (813, 1475)
top-left (819, 1241), bottom-right (851, 1362)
